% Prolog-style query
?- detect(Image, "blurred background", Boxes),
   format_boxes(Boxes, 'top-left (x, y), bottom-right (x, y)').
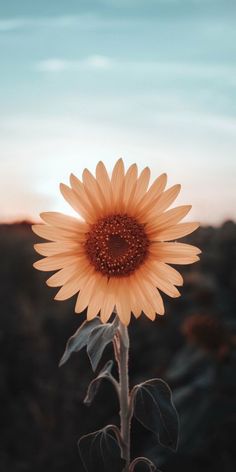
top-left (0, 0), bottom-right (236, 471)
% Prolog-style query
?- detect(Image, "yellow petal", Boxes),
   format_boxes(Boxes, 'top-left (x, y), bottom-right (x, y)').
top-left (153, 261), bottom-right (183, 286)
top-left (145, 264), bottom-right (181, 298)
top-left (46, 264), bottom-right (80, 287)
top-left (75, 273), bottom-right (100, 313)
top-left (135, 173), bottom-right (167, 215)
top-left (40, 212), bottom-right (87, 232)
top-left (122, 163), bottom-right (138, 209)
top-left (121, 276), bottom-right (141, 318)
top-left (154, 222), bottom-right (200, 241)
top-left (115, 279), bottom-right (131, 325)
top-left (146, 205), bottom-right (192, 233)
top-left (134, 271), bottom-right (164, 316)
top-left (82, 168), bottom-right (107, 213)
top-left (33, 254), bottom-right (78, 271)
top-left (55, 271), bottom-right (89, 301)
top-left (111, 158), bottom-right (125, 210)
top-left (87, 276), bottom-right (108, 320)
top-left (145, 184), bottom-right (181, 220)
top-left (60, 183), bottom-right (93, 222)
top-left (32, 224), bottom-right (79, 241)
top-left (100, 277), bottom-right (119, 323)
top-left (69, 173), bottom-right (94, 214)
top-left (151, 242), bottom-right (201, 264)
top-left (96, 161), bottom-right (112, 211)
top-left (34, 241), bottom-right (82, 257)
top-left (129, 167), bottom-right (151, 209)
top-left (131, 278), bottom-right (156, 320)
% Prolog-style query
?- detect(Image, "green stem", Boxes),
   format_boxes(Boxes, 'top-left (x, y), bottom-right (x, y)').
top-left (118, 321), bottom-right (131, 471)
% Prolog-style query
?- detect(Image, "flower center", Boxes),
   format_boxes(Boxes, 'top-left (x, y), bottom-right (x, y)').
top-left (85, 214), bottom-right (149, 277)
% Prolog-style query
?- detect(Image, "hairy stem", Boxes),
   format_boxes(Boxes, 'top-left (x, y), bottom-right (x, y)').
top-left (117, 321), bottom-right (131, 471)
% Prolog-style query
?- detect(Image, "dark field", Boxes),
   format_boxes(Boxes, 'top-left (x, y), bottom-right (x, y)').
top-left (0, 221), bottom-right (236, 472)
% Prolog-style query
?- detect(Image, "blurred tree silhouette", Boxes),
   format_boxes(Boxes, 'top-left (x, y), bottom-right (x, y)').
top-left (0, 221), bottom-right (236, 471)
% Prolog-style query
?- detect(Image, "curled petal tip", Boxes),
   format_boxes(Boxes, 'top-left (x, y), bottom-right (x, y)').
top-left (115, 157), bottom-right (124, 167)
top-left (82, 168), bottom-right (89, 178)
top-left (96, 160), bottom-right (105, 170)
top-left (33, 261), bottom-right (40, 269)
top-left (33, 243), bottom-right (40, 254)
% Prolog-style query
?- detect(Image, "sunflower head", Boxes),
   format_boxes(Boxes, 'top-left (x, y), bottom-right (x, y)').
top-left (32, 159), bottom-right (201, 325)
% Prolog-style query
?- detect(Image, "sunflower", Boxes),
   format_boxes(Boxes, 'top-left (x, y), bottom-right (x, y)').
top-left (32, 159), bottom-right (201, 325)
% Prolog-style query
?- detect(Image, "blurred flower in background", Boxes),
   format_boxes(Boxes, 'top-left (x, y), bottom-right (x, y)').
top-left (182, 313), bottom-right (231, 359)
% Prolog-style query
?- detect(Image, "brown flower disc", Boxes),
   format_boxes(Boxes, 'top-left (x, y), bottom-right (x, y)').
top-left (85, 214), bottom-right (149, 277)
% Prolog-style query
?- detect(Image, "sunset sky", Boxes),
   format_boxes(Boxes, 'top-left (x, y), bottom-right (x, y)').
top-left (1, 0), bottom-right (236, 224)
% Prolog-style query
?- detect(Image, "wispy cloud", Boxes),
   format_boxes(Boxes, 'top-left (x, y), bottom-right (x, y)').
top-left (35, 55), bottom-right (112, 72)
top-left (33, 57), bottom-right (236, 87)
top-left (0, 18), bottom-right (27, 32)
top-left (0, 15), bottom-right (99, 32)
top-left (0, 14), bottom-right (158, 32)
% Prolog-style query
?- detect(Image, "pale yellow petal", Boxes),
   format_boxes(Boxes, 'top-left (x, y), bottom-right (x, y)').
top-left (151, 261), bottom-right (183, 286)
top-left (75, 273), bottom-right (100, 313)
top-left (141, 184), bottom-right (181, 221)
top-left (46, 264), bottom-right (80, 287)
top-left (146, 205), bottom-right (192, 233)
top-left (131, 274), bottom-right (157, 320)
top-left (115, 279), bottom-right (131, 325)
top-left (135, 173), bottom-right (167, 215)
top-left (111, 158), bottom-right (125, 210)
top-left (69, 173), bottom-right (94, 215)
top-left (150, 242), bottom-right (201, 264)
top-left (100, 278), bottom-right (118, 323)
top-left (128, 167), bottom-right (151, 209)
top-left (95, 161), bottom-right (112, 211)
top-left (122, 163), bottom-right (138, 209)
top-left (33, 253), bottom-right (78, 271)
top-left (153, 222), bottom-right (200, 241)
top-left (60, 183), bottom-right (93, 222)
top-left (55, 269), bottom-right (91, 301)
top-left (87, 276), bottom-right (108, 320)
top-left (82, 168), bottom-right (107, 212)
top-left (134, 271), bottom-right (164, 317)
top-left (34, 241), bottom-right (82, 257)
top-left (144, 263), bottom-right (181, 298)
top-left (40, 212), bottom-right (87, 232)
top-left (32, 224), bottom-right (80, 242)
top-left (127, 278), bottom-right (142, 318)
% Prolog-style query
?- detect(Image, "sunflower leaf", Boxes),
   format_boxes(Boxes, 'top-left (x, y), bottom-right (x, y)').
top-left (59, 317), bottom-right (101, 367)
top-left (78, 425), bottom-right (125, 472)
top-left (87, 318), bottom-right (119, 371)
top-left (131, 378), bottom-right (179, 451)
top-left (129, 457), bottom-right (157, 471)
top-left (84, 360), bottom-right (117, 405)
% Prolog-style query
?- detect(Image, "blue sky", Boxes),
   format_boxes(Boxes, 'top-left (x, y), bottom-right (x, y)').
top-left (0, 0), bottom-right (236, 224)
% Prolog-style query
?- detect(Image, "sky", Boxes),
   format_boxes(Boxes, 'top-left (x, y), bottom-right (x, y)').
top-left (0, 0), bottom-right (236, 225)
